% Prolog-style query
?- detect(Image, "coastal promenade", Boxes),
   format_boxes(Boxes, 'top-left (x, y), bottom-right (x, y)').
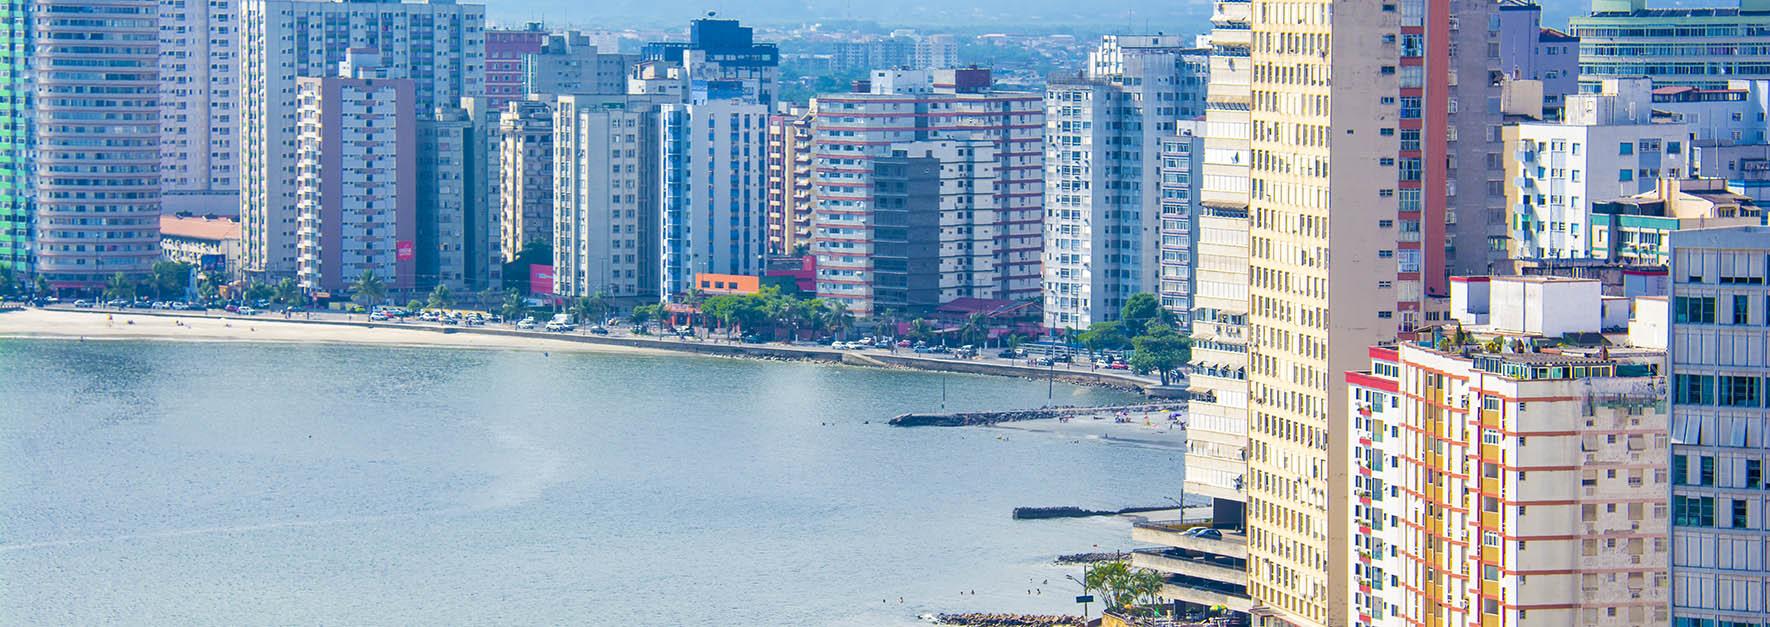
top-left (0, 306), bottom-right (1172, 392)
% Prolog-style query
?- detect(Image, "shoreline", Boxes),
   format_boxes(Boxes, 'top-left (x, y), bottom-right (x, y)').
top-left (0, 307), bottom-right (1173, 392)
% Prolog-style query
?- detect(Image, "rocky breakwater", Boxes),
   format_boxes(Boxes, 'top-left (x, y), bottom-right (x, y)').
top-left (888, 402), bottom-right (1186, 427)
top-left (935, 613), bottom-right (1083, 627)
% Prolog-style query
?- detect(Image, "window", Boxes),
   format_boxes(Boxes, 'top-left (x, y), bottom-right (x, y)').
top-left (1673, 454), bottom-right (1687, 485)
top-left (1675, 296), bottom-right (1716, 323)
top-left (1733, 499), bottom-right (1749, 529)
top-left (1619, 169), bottom-right (1634, 182)
top-left (1734, 294), bottom-right (1751, 324)
top-left (1619, 142), bottom-right (1634, 156)
top-left (1701, 456), bottom-right (1716, 486)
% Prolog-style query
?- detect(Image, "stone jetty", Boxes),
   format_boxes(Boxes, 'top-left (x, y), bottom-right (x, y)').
top-left (889, 402), bottom-right (1185, 427)
top-left (935, 613), bottom-right (1084, 626)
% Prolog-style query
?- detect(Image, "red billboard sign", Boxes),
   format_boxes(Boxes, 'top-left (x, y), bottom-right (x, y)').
top-left (529, 264), bottom-right (555, 295)
top-left (396, 240), bottom-right (415, 262)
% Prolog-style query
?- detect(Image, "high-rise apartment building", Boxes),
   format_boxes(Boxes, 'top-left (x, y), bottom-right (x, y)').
top-left (460, 97), bottom-right (502, 292)
top-left (859, 138), bottom-right (1020, 313)
top-left (34, 0), bottom-right (163, 289)
top-left (293, 55), bottom-right (415, 294)
top-left (657, 100), bottom-right (770, 301)
top-left (640, 18), bottom-right (778, 108)
top-left (1041, 36), bottom-right (1208, 330)
top-left (1570, 0), bottom-right (1770, 91)
top-left (1184, 0), bottom-right (1254, 540)
top-left (1497, 1), bottom-right (1579, 120)
top-left (158, 0), bottom-right (239, 215)
top-left (1505, 79), bottom-right (1693, 263)
top-left (551, 94), bottom-right (665, 300)
top-left (0, 0), bottom-right (31, 277)
top-left (1351, 275), bottom-right (1671, 627)
top-left (810, 69), bottom-right (1043, 317)
top-left (913, 34), bottom-right (959, 70)
top-left (1241, 0), bottom-right (1506, 619)
top-left (523, 31), bottom-right (636, 98)
top-left (418, 108), bottom-right (471, 291)
top-left (484, 24), bottom-right (546, 110)
top-left (240, 0), bottom-right (484, 279)
top-left (498, 100), bottom-right (553, 263)
top-left (1667, 226), bottom-right (1770, 627)
top-left (766, 109), bottom-right (814, 257)
top-left (1156, 123), bottom-right (1204, 324)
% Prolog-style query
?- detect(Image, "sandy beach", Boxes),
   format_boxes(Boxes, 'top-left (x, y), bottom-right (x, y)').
top-left (0, 308), bottom-right (664, 355)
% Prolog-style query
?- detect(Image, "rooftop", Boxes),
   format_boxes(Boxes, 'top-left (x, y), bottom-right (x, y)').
top-left (160, 214), bottom-right (241, 242)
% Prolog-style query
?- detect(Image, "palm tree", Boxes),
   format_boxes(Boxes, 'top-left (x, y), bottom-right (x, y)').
top-left (104, 273), bottom-right (137, 301)
top-left (350, 269), bottom-right (387, 308)
top-left (499, 290), bottom-right (528, 322)
top-left (908, 318), bottom-right (934, 343)
top-left (427, 283), bottom-right (455, 310)
top-left (960, 313), bottom-right (989, 347)
top-left (273, 277), bottom-right (301, 306)
top-left (821, 300), bottom-right (854, 340)
top-left (570, 290), bottom-right (609, 324)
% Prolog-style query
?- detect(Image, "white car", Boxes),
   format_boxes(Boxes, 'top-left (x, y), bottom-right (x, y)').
top-left (515, 318), bottom-right (537, 330)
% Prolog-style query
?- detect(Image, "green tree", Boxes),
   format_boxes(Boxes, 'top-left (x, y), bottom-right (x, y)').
top-left (819, 299), bottom-right (854, 340)
top-left (1120, 292), bottom-right (1176, 335)
top-left (1077, 320), bottom-right (1131, 355)
top-left (959, 313), bottom-right (990, 347)
top-left (907, 318), bottom-right (934, 342)
top-left (499, 290), bottom-right (528, 321)
top-left (407, 299), bottom-right (425, 313)
top-left (350, 269), bottom-right (387, 307)
top-left (1128, 324), bottom-right (1192, 385)
top-left (33, 275), bottom-right (50, 297)
top-left (1081, 561), bottom-right (1140, 610)
top-left (629, 303), bottom-right (661, 331)
top-left (196, 277), bottom-right (220, 303)
top-left (150, 261), bottom-right (193, 300)
top-left (104, 273), bottom-right (138, 301)
top-left (273, 277), bottom-right (301, 306)
top-left (427, 284), bottom-right (455, 310)
top-left (569, 290), bottom-right (610, 325)
top-left (0, 271), bottom-right (14, 298)
top-left (243, 280), bottom-right (275, 303)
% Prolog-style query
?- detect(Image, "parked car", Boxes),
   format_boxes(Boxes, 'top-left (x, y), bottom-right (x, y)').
top-left (1185, 527), bottom-right (1223, 540)
top-left (73, 299), bottom-right (93, 308)
top-left (588, 326), bottom-right (610, 335)
top-left (515, 318), bottom-right (537, 330)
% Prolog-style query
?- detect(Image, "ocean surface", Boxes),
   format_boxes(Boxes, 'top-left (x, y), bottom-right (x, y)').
top-left (0, 339), bottom-right (1179, 626)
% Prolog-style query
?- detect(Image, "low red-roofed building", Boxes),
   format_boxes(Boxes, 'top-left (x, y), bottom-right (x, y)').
top-left (159, 214), bottom-right (242, 277)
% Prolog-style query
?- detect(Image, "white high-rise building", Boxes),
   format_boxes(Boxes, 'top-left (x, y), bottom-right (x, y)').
top-left (158, 0), bottom-right (238, 215)
top-left (657, 100), bottom-right (770, 300)
top-left (1041, 35), bottom-right (1208, 330)
top-left (809, 69), bottom-right (1044, 317)
top-left (1668, 226), bottom-right (1770, 627)
top-left (1506, 78), bottom-right (1693, 263)
top-left (240, 0), bottom-right (484, 278)
top-left (34, 0), bottom-right (163, 289)
top-left (552, 94), bottom-right (667, 300)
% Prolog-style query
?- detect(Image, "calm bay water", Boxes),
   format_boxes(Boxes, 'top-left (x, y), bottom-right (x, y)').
top-left (0, 339), bottom-right (1177, 626)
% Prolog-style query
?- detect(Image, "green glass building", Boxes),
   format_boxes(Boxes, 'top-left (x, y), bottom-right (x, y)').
top-left (1570, 0), bottom-right (1770, 91)
top-left (0, 0), bottom-right (30, 279)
